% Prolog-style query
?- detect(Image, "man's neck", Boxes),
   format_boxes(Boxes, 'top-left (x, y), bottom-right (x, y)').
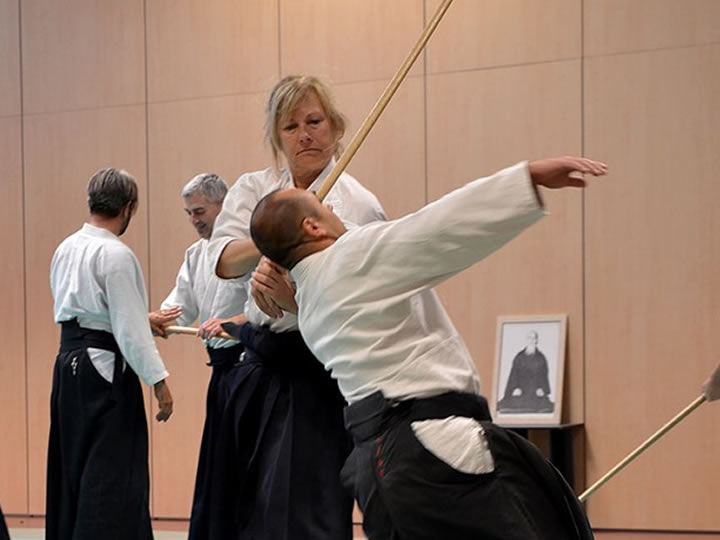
top-left (88, 214), bottom-right (123, 236)
top-left (289, 237), bottom-right (337, 269)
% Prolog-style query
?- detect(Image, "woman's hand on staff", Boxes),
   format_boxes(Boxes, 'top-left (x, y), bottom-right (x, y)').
top-left (197, 314), bottom-right (246, 340)
top-left (198, 317), bottom-right (227, 339)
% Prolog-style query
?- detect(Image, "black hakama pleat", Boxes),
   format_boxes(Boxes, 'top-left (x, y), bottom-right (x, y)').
top-left (46, 322), bottom-right (152, 540)
top-left (205, 323), bottom-right (354, 540)
top-left (188, 343), bottom-right (244, 540)
top-left (0, 505), bottom-right (9, 540)
top-left (343, 391), bottom-right (593, 540)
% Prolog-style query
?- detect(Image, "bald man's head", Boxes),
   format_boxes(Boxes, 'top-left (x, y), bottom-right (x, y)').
top-left (250, 188), bottom-right (346, 269)
top-left (250, 189), bottom-right (310, 268)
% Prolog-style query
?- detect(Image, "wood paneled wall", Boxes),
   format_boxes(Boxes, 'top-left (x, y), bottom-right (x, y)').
top-left (1, 0), bottom-right (719, 535)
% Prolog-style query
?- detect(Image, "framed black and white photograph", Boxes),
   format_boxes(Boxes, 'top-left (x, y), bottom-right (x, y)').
top-left (491, 315), bottom-right (567, 426)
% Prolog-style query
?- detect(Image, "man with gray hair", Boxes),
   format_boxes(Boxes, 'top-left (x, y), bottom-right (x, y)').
top-left (149, 173), bottom-right (248, 540)
top-left (48, 168), bottom-right (173, 540)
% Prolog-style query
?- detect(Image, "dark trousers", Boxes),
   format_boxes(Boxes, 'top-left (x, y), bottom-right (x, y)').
top-left (207, 323), bottom-right (354, 540)
top-left (0, 505), bottom-right (9, 540)
top-left (342, 391), bottom-right (594, 540)
top-left (188, 343), bottom-right (244, 540)
top-left (46, 321), bottom-right (152, 540)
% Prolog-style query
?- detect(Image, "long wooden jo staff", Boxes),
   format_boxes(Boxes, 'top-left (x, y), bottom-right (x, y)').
top-left (578, 394), bottom-right (706, 503)
top-left (315, 0), bottom-right (455, 202)
top-left (165, 325), bottom-right (234, 341)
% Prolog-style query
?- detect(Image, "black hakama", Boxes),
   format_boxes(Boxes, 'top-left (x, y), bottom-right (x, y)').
top-left (0, 505), bottom-right (9, 540)
top-left (342, 391), bottom-right (594, 540)
top-left (188, 342), bottom-right (244, 540)
top-left (206, 323), bottom-right (354, 540)
top-left (46, 320), bottom-right (152, 540)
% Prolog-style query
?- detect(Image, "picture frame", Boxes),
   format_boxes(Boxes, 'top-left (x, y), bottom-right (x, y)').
top-left (491, 314), bottom-right (567, 426)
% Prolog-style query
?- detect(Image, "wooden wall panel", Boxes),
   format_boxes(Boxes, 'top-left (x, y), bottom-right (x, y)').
top-left (147, 93), bottom-right (270, 516)
top-left (426, 60), bottom-right (584, 423)
top-left (146, 0), bottom-right (279, 103)
top-left (426, 0), bottom-right (581, 74)
top-left (0, 0), bottom-right (20, 117)
top-left (9, 0), bottom-right (720, 532)
top-left (23, 106), bottom-right (148, 512)
top-left (333, 76), bottom-right (425, 219)
top-left (585, 0), bottom-right (720, 57)
top-left (0, 117), bottom-right (27, 513)
top-left (280, 0), bottom-right (423, 84)
top-left (21, 0), bottom-right (145, 114)
top-left (584, 44), bottom-right (720, 530)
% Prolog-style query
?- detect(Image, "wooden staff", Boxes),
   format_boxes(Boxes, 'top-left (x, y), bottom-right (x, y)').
top-left (578, 394), bottom-right (706, 503)
top-left (165, 325), bottom-right (234, 342)
top-left (315, 0), bottom-right (455, 202)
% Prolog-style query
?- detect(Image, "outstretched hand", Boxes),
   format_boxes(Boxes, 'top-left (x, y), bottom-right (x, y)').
top-left (528, 156), bottom-right (608, 189)
top-left (703, 365), bottom-right (720, 401)
top-left (149, 306), bottom-right (183, 338)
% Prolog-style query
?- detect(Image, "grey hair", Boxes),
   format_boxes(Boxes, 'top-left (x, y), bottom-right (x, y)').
top-left (87, 168), bottom-right (138, 217)
top-left (264, 75), bottom-right (346, 169)
top-left (181, 173), bottom-right (228, 204)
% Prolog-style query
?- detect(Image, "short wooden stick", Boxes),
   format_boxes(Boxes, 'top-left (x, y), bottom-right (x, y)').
top-left (164, 325), bottom-right (234, 342)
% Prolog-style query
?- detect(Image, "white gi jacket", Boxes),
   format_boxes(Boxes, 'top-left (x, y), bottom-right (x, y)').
top-left (51, 223), bottom-right (169, 386)
top-left (160, 238), bottom-right (246, 349)
top-left (291, 161), bottom-right (546, 473)
top-left (208, 158), bottom-right (386, 332)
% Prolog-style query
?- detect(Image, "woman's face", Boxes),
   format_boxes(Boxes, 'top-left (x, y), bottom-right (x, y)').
top-left (278, 90), bottom-right (336, 183)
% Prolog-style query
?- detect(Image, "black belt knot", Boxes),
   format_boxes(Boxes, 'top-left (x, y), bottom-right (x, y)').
top-left (60, 318), bottom-right (120, 354)
top-left (206, 342), bottom-right (245, 367)
top-left (225, 323), bottom-right (323, 374)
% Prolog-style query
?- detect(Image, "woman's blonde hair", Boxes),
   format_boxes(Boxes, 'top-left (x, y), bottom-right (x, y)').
top-left (265, 75), bottom-right (346, 169)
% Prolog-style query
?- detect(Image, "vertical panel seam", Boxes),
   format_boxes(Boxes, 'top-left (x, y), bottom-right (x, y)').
top-left (580, 0), bottom-right (588, 492)
top-left (142, 0), bottom-right (155, 514)
top-left (278, 0), bottom-right (283, 77)
top-left (18, 0), bottom-right (29, 515)
top-left (423, 0), bottom-right (428, 204)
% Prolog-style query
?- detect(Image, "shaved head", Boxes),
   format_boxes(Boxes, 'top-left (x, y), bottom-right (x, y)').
top-left (251, 188), bottom-right (347, 269)
top-left (250, 189), bottom-right (317, 268)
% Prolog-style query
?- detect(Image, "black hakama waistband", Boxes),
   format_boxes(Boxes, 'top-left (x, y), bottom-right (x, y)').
top-left (205, 341), bottom-right (244, 366)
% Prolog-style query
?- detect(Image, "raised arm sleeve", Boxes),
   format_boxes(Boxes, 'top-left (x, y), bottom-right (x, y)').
top-left (206, 174), bottom-right (259, 279)
top-left (337, 161), bottom-right (546, 299)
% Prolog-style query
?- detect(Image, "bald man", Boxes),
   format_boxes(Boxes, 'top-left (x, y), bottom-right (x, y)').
top-left (245, 156), bottom-right (607, 540)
